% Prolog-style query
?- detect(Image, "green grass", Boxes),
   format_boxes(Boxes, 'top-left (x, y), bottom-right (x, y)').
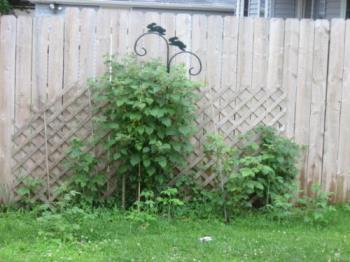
top-left (0, 208), bottom-right (350, 262)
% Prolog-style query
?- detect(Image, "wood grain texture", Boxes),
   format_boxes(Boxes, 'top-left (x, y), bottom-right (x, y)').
top-left (79, 8), bottom-right (97, 84)
top-left (0, 16), bottom-right (16, 185)
top-left (266, 18), bottom-right (285, 92)
top-left (337, 20), bottom-right (350, 202)
top-left (15, 16), bottom-right (33, 128)
top-left (323, 19), bottom-right (346, 198)
top-left (96, 8), bottom-right (113, 77)
top-left (47, 16), bottom-right (64, 105)
top-left (32, 16), bottom-right (50, 111)
top-left (294, 19), bottom-right (315, 192)
top-left (283, 19), bottom-right (299, 139)
top-left (63, 8), bottom-right (80, 96)
top-left (307, 20), bottom-right (329, 195)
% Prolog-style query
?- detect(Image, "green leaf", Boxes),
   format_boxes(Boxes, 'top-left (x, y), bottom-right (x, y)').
top-left (143, 159), bottom-right (151, 168)
top-left (145, 126), bottom-right (154, 135)
top-left (17, 187), bottom-right (30, 196)
top-left (240, 168), bottom-right (254, 177)
top-left (179, 126), bottom-right (191, 136)
top-left (156, 156), bottom-right (167, 169)
top-left (161, 118), bottom-right (171, 127)
top-left (130, 154), bottom-right (141, 166)
top-left (113, 152), bottom-right (122, 160)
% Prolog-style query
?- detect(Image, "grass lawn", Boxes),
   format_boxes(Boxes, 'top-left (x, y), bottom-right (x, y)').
top-left (0, 208), bottom-right (349, 262)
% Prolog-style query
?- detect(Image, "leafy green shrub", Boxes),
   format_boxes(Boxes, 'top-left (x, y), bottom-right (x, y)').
top-left (200, 126), bottom-right (300, 220)
top-left (91, 57), bottom-right (199, 206)
top-left (228, 126), bottom-right (300, 210)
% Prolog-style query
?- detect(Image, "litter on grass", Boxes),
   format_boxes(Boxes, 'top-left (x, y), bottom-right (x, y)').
top-left (199, 236), bottom-right (213, 243)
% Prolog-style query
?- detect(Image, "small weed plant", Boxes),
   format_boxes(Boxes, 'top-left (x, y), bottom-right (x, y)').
top-left (17, 177), bottom-right (44, 209)
top-left (298, 184), bottom-right (336, 224)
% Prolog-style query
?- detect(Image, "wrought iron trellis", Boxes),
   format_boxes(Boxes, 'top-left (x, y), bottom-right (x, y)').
top-left (134, 23), bottom-right (202, 76)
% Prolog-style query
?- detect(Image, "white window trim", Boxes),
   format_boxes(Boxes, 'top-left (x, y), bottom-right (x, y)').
top-left (341, 0), bottom-right (347, 18)
top-left (297, 0), bottom-right (316, 19)
top-left (236, 0), bottom-right (271, 17)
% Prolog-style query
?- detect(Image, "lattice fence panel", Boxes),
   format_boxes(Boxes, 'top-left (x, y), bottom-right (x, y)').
top-left (11, 86), bottom-right (286, 201)
top-left (12, 86), bottom-right (98, 202)
top-left (189, 87), bottom-right (286, 187)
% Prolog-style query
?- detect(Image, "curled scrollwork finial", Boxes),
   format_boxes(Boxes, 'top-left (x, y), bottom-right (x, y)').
top-left (133, 23), bottom-right (202, 76)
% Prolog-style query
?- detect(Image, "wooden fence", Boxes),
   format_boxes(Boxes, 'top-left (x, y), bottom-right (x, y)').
top-left (1, 7), bottom-right (350, 202)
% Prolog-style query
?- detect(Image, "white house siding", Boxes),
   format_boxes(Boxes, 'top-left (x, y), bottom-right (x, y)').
top-left (325, 0), bottom-right (342, 18)
top-left (248, 0), bottom-right (260, 16)
top-left (315, 0), bottom-right (327, 18)
top-left (272, 0), bottom-right (297, 18)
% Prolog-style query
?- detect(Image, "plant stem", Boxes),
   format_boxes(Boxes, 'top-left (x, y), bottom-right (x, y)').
top-left (219, 155), bottom-right (228, 223)
top-left (122, 174), bottom-right (125, 209)
top-left (137, 162), bottom-right (141, 211)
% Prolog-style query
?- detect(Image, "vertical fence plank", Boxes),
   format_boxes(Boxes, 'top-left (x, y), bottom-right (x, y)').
top-left (206, 15), bottom-right (224, 136)
top-left (323, 19), bottom-right (346, 198)
top-left (96, 8), bottom-right (113, 77)
top-left (294, 19), bottom-right (315, 192)
top-left (128, 10), bottom-right (145, 55)
top-left (46, 16), bottom-right (65, 197)
top-left (175, 13), bottom-right (192, 69)
top-left (283, 19), bottom-right (300, 139)
top-left (0, 16), bottom-right (16, 185)
top-left (252, 18), bottom-right (269, 91)
top-left (32, 16), bottom-right (50, 110)
top-left (109, 9), bottom-right (119, 59)
top-left (220, 16), bottom-right (239, 139)
top-left (160, 12), bottom-right (176, 64)
top-left (236, 17), bottom-right (254, 133)
top-left (113, 8), bottom-right (129, 58)
top-left (222, 16), bottom-right (239, 92)
top-left (191, 14), bottom-right (208, 84)
top-left (237, 17), bottom-right (254, 91)
top-left (251, 18), bottom-right (269, 131)
top-left (191, 14), bottom-right (208, 161)
top-left (64, 8), bottom-right (80, 94)
top-left (144, 12), bottom-right (161, 60)
top-left (266, 18), bottom-right (285, 91)
top-left (337, 20), bottom-right (350, 202)
top-left (47, 16), bottom-right (64, 104)
top-left (307, 20), bottom-right (329, 194)
top-left (15, 16), bottom-right (33, 128)
top-left (79, 8), bottom-right (97, 85)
